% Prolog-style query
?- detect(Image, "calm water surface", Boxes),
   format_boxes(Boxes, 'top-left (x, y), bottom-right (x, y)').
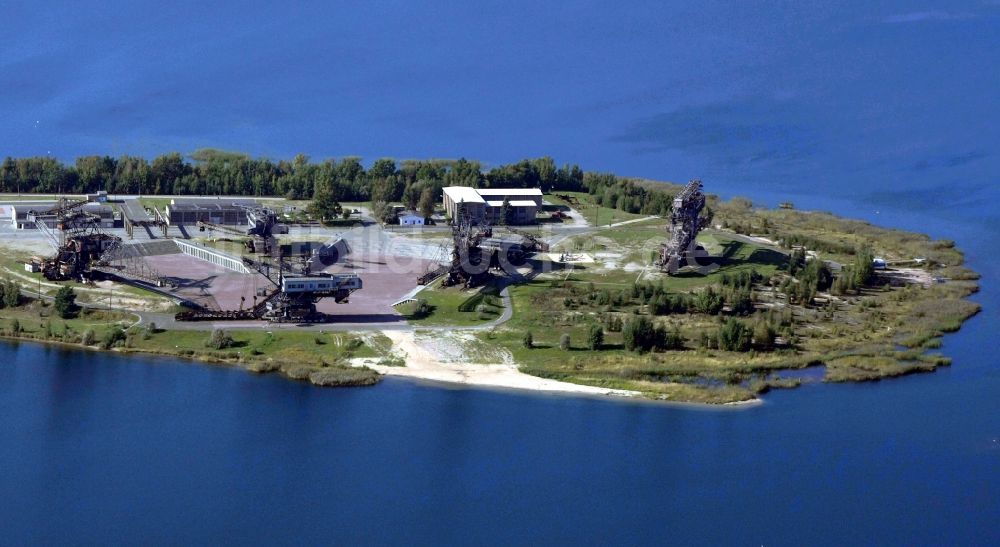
top-left (2, 1), bottom-right (999, 544)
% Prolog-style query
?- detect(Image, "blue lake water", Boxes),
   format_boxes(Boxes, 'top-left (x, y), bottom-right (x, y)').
top-left (2, 1), bottom-right (999, 544)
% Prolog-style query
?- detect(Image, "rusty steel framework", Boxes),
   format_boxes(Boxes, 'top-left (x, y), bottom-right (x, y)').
top-left (197, 202), bottom-right (283, 255)
top-left (29, 199), bottom-right (121, 282)
top-left (437, 204), bottom-right (544, 288)
top-left (657, 179), bottom-right (708, 274)
top-left (28, 198), bottom-right (176, 287)
top-left (442, 206), bottom-right (492, 288)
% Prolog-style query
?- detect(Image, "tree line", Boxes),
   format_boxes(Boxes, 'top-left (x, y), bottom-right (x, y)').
top-left (0, 149), bottom-right (676, 216)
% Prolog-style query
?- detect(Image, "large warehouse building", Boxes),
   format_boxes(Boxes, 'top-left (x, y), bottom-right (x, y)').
top-left (164, 199), bottom-right (257, 226)
top-left (442, 187), bottom-right (542, 225)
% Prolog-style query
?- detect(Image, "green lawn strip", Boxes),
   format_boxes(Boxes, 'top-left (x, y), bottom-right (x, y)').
top-left (0, 303), bottom-right (381, 386)
top-left (400, 280), bottom-right (504, 326)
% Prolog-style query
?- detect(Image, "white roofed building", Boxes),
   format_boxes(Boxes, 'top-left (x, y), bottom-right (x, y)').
top-left (442, 187), bottom-right (541, 225)
top-left (398, 211), bottom-right (425, 226)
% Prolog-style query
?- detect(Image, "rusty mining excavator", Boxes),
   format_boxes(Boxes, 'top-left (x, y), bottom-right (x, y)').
top-left (657, 179), bottom-right (710, 274)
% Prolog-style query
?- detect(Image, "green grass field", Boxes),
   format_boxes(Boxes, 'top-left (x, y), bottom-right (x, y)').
top-left (400, 280), bottom-right (504, 326)
top-left (545, 191), bottom-right (649, 225)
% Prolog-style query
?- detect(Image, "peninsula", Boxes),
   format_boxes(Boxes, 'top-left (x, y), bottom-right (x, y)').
top-left (0, 153), bottom-right (981, 403)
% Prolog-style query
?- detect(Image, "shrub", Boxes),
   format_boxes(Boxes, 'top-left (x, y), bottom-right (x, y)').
top-left (717, 318), bottom-right (751, 352)
top-left (53, 286), bottom-right (79, 319)
top-left (588, 324), bottom-right (604, 350)
top-left (206, 329), bottom-right (235, 350)
top-left (559, 333), bottom-right (571, 350)
top-left (409, 298), bottom-right (431, 318)
top-left (100, 327), bottom-right (126, 350)
top-left (308, 365), bottom-right (379, 387)
top-left (345, 338), bottom-right (364, 351)
top-left (729, 288), bottom-right (754, 316)
top-left (605, 314), bottom-right (623, 332)
top-left (522, 330), bottom-right (533, 349)
top-left (753, 320), bottom-right (775, 350)
top-left (656, 324), bottom-right (685, 351)
top-left (695, 286), bottom-right (724, 315)
top-left (3, 279), bottom-right (19, 308)
top-left (81, 329), bottom-right (96, 346)
top-left (623, 316), bottom-right (656, 353)
top-left (853, 246), bottom-right (875, 287)
top-left (9, 318), bottom-right (20, 334)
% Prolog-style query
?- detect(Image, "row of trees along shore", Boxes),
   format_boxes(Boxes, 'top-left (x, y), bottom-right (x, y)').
top-left (0, 150), bottom-right (676, 216)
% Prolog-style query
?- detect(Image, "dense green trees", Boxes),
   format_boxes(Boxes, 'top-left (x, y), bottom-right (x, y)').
top-left (0, 151), bottom-right (675, 217)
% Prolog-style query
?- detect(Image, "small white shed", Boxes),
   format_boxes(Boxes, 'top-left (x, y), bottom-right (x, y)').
top-left (399, 212), bottom-right (425, 226)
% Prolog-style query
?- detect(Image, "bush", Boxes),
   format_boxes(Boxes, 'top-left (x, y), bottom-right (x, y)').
top-left (308, 365), bottom-right (380, 387)
top-left (853, 246), bottom-right (875, 287)
top-left (656, 324), bottom-right (685, 351)
top-left (695, 286), bottom-right (724, 315)
top-left (9, 318), bottom-right (20, 334)
top-left (559, 333), bottom-right (571, 350)
top-left (522, 330), bottom-right (533, 349)
top-left (100, 327), bottom-right (126, 350)
top-left (81, 329), bottom-right (96, 346)
top-left (53, 286), bottom-right (79, 319)
top-left (753, 321), bottom-right (775, 350)
top-left (717, 318), bottom-right (751, 352)
top-left (729, 288), bottom-right (754, 316)
top-left (206, 329), bottom-right (235, 350)
top-left (2, 279), bottom-right (20, 308)
top-left (604, 314), bottom-right (623, 332)
top-left (588, 324), bottom-right (604, 350)
top-left (408, 298), bottom-right (431, 319)
top-left (623, 316), bottom-right (656, 353)
top-left (345, 338), bottom-right (364, 351)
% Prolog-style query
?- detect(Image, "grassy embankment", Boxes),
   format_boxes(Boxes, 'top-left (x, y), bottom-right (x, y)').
top-left (413, 197), bottom-right (981, 403)
top-left (0, 300), bottom-right (387, 387)
top-left (543, 191), bottom-right (650, 226)
top-left (0, 249), bottom-right (179, 312)
top-left (398, 279), bottom-right (505, 326)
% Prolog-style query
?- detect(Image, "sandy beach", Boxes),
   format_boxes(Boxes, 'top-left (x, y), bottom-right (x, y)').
top-left (364, 331), bottom-right (641, 398)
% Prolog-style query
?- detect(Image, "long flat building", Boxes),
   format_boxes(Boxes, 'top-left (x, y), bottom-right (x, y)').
top-left (442, 187), bottom-right (541, 225)
top-left (6, 202), bottom-right (121, 230)
top-left (164, 199), bottom-right (257, 225)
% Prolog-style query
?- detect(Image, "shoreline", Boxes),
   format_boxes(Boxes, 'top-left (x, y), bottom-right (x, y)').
top-left (0, 332), bottom-right (767, 408)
